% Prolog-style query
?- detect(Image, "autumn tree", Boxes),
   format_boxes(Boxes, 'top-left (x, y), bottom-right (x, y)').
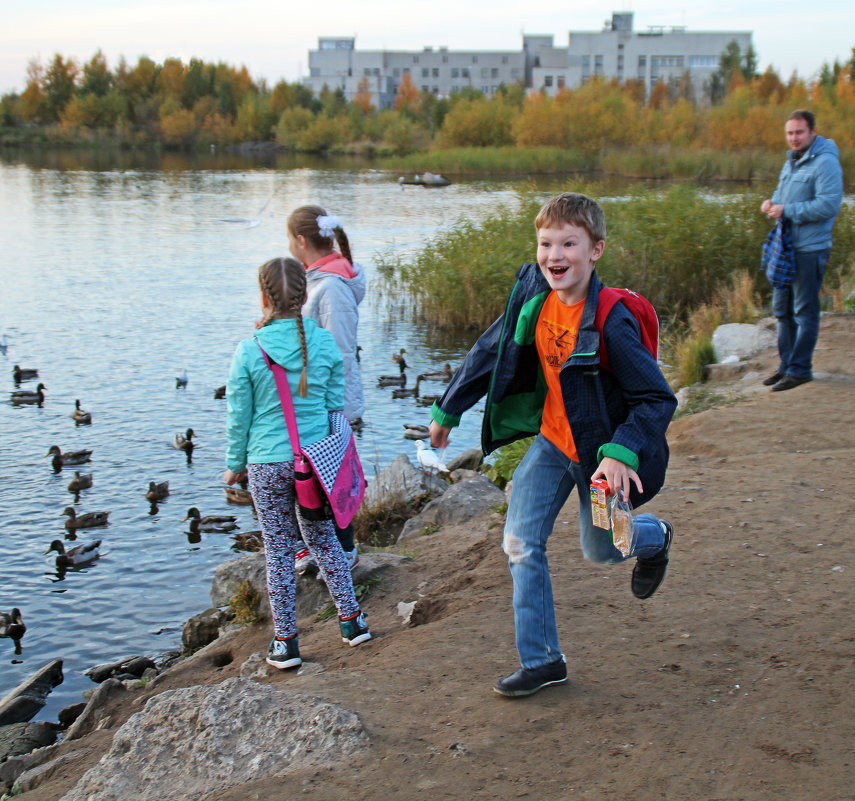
top-left (395, 73), bottom-right (420, 116)
top-left (352, 77), bottom-right (375, 114)
top-left (19, 59), bottom-right (46, 121)
top-left (42, 54), bottom-right (78, 122)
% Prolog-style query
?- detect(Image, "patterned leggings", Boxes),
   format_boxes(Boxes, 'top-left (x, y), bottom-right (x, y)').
top-left (247, 462), bottom-right (359, 639)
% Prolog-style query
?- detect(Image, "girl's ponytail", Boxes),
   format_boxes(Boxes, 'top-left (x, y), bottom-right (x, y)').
top-left (288, 205), bottom-right (353, 267)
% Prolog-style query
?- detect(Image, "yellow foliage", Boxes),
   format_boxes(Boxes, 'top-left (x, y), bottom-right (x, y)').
top-left (160, 108), bottom-right (196, 145)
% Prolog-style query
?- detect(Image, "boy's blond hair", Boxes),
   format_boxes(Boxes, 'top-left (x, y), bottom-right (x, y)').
top-left (535, 193), bottom-right (606, 243)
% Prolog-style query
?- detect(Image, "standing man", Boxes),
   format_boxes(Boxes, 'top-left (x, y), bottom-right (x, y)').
top-left (760, 109), bottom-right (843, 391)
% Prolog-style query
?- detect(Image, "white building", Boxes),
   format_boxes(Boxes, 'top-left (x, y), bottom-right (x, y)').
top-left (304, 13), bottom-right (752, 108)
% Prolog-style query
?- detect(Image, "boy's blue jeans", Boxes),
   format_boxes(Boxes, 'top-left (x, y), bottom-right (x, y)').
top-left (503, 434), bottom-right (666, 669)
top-left (771, 247), bottom-right (829, 380)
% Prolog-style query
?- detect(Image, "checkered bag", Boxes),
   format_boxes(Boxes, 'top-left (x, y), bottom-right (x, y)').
top-left (258, 342), bottom-right (365, 527)
top-left (761, 219), bottom-right (796, 288)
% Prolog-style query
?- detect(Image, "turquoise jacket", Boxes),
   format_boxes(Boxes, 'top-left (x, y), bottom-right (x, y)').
top-left (225, 318), bottom-right (345, 473)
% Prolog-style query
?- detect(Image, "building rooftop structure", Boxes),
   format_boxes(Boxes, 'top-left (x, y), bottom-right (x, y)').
top-left (304, 13), bottom-right (752, 108)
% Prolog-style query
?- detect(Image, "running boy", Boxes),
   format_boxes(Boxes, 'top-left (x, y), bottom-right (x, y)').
top-left (429, 193), bottom-right (677, 697)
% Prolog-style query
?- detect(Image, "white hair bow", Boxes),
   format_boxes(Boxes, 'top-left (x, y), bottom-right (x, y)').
top-left (316, 215), bottom-right (343, 238)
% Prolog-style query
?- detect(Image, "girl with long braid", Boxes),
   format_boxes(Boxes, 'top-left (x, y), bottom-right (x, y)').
top-left (224, 257), bottom-right (370, 669)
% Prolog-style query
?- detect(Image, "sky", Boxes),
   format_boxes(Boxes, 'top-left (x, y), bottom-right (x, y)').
top-left (2, 0), bottom-right (854, 95)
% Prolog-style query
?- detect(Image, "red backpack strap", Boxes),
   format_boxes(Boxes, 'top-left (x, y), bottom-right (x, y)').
top-left (594, 287), bottom-right (622, 373)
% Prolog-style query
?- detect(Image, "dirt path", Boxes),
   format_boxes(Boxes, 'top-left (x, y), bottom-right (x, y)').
top-left (19, 314), bottom-right (855, 801)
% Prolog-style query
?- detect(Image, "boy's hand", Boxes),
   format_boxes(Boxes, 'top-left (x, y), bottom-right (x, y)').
top-left (591, 457), bottom-right (642, 501)
top-left (429, 421), bottom-right (451, 449)
top-left (224, 469), bottom-right (246, 486)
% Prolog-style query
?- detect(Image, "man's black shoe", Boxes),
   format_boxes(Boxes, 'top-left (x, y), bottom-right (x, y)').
top-left (771, 374), bottom-right (812, 392)
top-left (762, 371), bottom-right (784, 386)
top-left (493, 657), bottom-right (567, 697)
top-left (631, 521), bottom-right (673, 600)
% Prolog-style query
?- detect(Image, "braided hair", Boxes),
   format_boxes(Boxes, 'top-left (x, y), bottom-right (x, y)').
top-left (287, 204), bottom-right (353, 265)
top-left (258, 257), bottom-right (310, 397)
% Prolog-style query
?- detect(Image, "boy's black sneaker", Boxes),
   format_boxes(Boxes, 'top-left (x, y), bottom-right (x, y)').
top-left (266, 636), bottom-right (301, 669)
top-left (631, 520), bottom-right (673, 599)
top-left (493, 657), bottom-right (567, 697)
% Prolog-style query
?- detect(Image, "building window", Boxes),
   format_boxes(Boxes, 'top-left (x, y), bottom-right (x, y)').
top-left (403, 67), bottom-right (410, 74)
top-left (442, 55), bottom-right (448, 63)
top-left (393, 68), bottom-right (400, 77)
top-left (422, 85), bottom-right (429, 92)
top-left (432, 67), bottom-right (439, 77)
top-left (462, 67), bottom-right (470, 78)
top-left (544, 75), bottom-right (553, 87)
top-left (481, 67), bottom-right (489, 78)
top-left (595, 55), bottom-right (604, 75)
top-left (511, 68), bottom-right (520, 78)
top-left (413, 55), bottom-right (419, 64)
top-left (432, 86), bottom-right (439, 94)
top-left (451, 67), bottom-right (459, 78)
top-left (472, 55), bottom-right (478, 63)
top-left (557, 75), bottom-right (565, 88)
top-left (502, 56), bottom-right (509, 64)
top-left (422, 67), bottom-right (429, 77)
top-left (482, 85), bottom-right (489, 93)
top-left (491, 67), bottom-right (499, 78)
top-left (689, 55), bottom-right (718, 68)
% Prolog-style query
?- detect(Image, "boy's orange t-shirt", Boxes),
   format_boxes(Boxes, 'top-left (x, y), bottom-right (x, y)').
top-left (536, 291), bottom-right (584, 461)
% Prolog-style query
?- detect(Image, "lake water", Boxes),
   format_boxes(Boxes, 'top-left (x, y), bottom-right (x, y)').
top-left (0, 150), bottom-right (566, 718)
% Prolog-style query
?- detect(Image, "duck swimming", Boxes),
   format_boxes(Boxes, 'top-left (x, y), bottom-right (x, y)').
top-left (67, 471), bottom-right (94, 493)
top-left (392, 376), bottom-right (422, 398)
top-left (145, 481), bottom-right (170, 502)
top-left (173, 428), bottom-right (195, 451)
top-left (184, 507), bottom-right (238, 534)
top-left (420, 363), bottom-right (454, 382)
top-left (11, 383), bottom-right (46, 405)
top-left (71, 399), bottom-right (92, 425)
top-left (213, 385), bottom-right (226, 399)
top-left (47, 445), bottom-right (92, 472)
top-left (63, 506), bottom-right (110, 531)
top-left (46, 538), bottom-right (101, 566)
top-left (176, 369), bottom-right (188, 389)
top-left (0, 608), bottom-right (26, 641)
top-left (12, 365), bottom-right (38, 382)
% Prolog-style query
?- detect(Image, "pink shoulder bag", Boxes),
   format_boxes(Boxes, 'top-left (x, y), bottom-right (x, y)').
top-left (258, 342), bottom-right (365, 527)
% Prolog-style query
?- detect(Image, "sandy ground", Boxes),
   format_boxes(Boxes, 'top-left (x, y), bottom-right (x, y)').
top-left (17, 313), bottom-right (855, 801)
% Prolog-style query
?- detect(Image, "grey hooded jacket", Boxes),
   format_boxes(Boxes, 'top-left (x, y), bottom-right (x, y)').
top-left (302, 262), bottom-right (366, 421)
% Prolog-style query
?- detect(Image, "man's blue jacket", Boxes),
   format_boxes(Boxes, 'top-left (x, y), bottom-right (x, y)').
top-left (432, 264), bottom-right (677, 508)
top-left (771, 134), bottom-right (843, 253)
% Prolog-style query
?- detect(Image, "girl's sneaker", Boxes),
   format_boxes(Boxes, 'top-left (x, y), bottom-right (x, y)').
top-left (339, 611), bottom-right (371, 646)
top-left (266, 636), bottom-right (301, 669)
top-left (295, 548), bottom-right (318, 576)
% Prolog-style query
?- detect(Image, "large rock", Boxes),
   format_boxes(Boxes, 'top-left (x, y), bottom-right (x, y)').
top-left (211, 551), bottom-right (411, 623)
top-left (363, 453), bottom-right (446, 510)
top-left (182, 608), bottom-right (223, 652)
top-left (61, 677), bottom-right (367, 801)
top-left (210, 552), bottom-right (269, 620)
top-left (63, 678), bottom-right (127, 742)
top-left (398, 475), bottom-right (505, 540)
top-left (446, 448), bottom-right (484, 472)
top-left (712, 323), bottom-right (776, 362)
top-left (0, 722), bottom-right (57, 764)
top-left (0, 660), bottom-right (63, 726)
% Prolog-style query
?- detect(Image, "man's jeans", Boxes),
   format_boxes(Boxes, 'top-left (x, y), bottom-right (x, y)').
top-left (503, 435), bottom-right (666, 669)
top-left (772, 248), bottom-right (829, 380)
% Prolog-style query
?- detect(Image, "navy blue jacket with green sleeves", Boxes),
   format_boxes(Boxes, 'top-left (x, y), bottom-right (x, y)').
top-left (431, 265), bottom-right (677, 508)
